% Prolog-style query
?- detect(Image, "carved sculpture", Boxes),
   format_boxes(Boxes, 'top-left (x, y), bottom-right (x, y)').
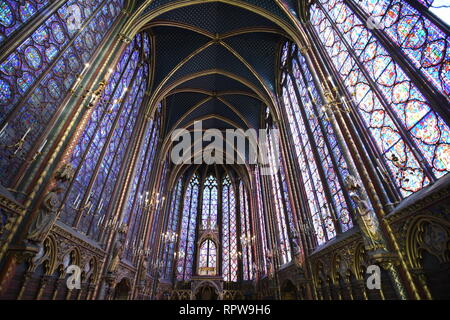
top-left (291, 235), bottom-right (304, 268)
top-left (266, 250), bottom-right (274, 280)
top-left (108, 238), bottom-right (124, 274)
top-left (252, 262), bottom-right (258, 280)
top-left (344, 175), bottom-right (381, 243)
top-left (107, 224), bottom-right (127, 274)
top-left (139, 257), bottom-right (148, 283)
top-left (55, 163), bottom-right (75, 182)
top-left (27, 187), bottom-right (64, 243)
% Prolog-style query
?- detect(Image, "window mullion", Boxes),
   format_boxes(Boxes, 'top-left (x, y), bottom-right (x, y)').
top-left (293, 54), bottom-right (356, 227)
top-left (88, 85), bottom-right (145, 238)
top-left (287, 72), bottom-right (342, 235)
top-left (345, 0), bottom-right (450, 120)
top-left (305, 22), bottom-right (405, 202)
top-left (316, 1), bottom-right (437, 183)
top-left (283, 86), bottom-right (329, 242)
top-left (1, 0), bottom-right (114, 128)
top-left (73, 58), bottom-right (142, 229)
top-left (58, 46), bottom-right (135, 224)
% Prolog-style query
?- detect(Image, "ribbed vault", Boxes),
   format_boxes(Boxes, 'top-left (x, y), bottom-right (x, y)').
top-left (128, 1), bottom-right (293, 139)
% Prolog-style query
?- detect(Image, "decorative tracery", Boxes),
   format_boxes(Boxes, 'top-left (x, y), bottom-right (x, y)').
top-left (310, 0), bottom-right (450, 197)
top-left (354, 0), bottom-right (449, 99)
top-left (0, 0), bottom-right (51, 44)
top-left (176, 173), bottom-right (200, 281)
top-left (162, 177), bottom-right (184, 279)
top-left (57, 32), bottom-right (151, 242)
top-left (281, 42), bottom-right (356, 245)
top-left (0, 0), bottom-right (124, 186)
top-left (239, 180), bottom-right (254, 281)
top-left (222, 175), bottom-right (238, 282)
top-left (201, 174), bottom-right (218, 228)
top-left (267, 125), bottom-right (294, 259)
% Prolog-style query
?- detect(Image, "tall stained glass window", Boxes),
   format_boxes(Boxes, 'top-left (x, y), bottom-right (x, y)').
top-left (280, 42), bottom-right (355, 245)
top-left (239, 181), bottom-right (253, 281)
top-left (222, 175), bottom-right (238, 282)
top-left (147, 156), bottom-right (169, 267)
top-left (172, 170), bottom-right (265, 281)
top-left (267, 126), bottom-right (293, 261)
top-left (201, 175), bottom-right (218, 227)
top-left (162, 177), bottom-right (183, 279)
top-left (255, 168), bottom-right (268, 275)
top-left (122, 103), bottom-right (161, 262)
top-left (310, 0), bottom-right (450, 198)
top-left (176, 173), bottom-right (199, 281)
top-left (353, 0), bottom-right (449, 97)
top-left (0, 0), bottom-right (124, 187)
top-left (0, 0), bottom-right (51, 44)
top-left (56, 32), bottom-right (150, 243)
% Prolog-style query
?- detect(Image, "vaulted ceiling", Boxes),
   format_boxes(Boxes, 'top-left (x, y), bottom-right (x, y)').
top-left (133, 1), bottom-right (299, 138)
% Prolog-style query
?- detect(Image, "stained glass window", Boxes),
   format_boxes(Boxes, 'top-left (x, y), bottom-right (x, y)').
top-left (123, 114), bottom-right (160, 262)
top-left (56, 31), bottom-right (150, 244)
top-left (239, 181), bottom-right (254, 281)
top-left (281, 42), bottom-right (356, 245)
top-left (222, 175), bottom-right (238, 282)
top-left (201, 175), bottom-right (218, 228)
top-left (0, 0), bottom-right (124, 187)
top-left (176, 173), bottom-right (199, 281)
top-left (310, 0), bottom-right (450, 197)
top-left (147, 159), bottom-right (169, 266)
top-left (0, 0), bottom-right (51, 44)
top-left (351, 0), bottom-right (449, 100)
top-left (198, 239), bottom-right (217, 276)
top-left (144, 110), bottom-right (166, 265)
top-left (267, 127), bottom-right (293, 261)
top-left (162, 178), bottom-right (183, 279)
top-left (255, 168), bottom-right (268, 275)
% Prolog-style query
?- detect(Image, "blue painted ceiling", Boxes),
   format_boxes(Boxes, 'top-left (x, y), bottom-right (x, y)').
top-left (134, 1), bottom-right (294, 135)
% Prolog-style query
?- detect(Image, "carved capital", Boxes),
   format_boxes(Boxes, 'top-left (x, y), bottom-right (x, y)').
top-left (299, 46), bottom-right (310, 54)
top-left (119, 33), bottom-right (132, 44)
top-left (369, 250), bottom-right (400, 270)
top-left (104, 274), bottom-right (117, 288)
top-left (10, 242), bottom-right (40, 264)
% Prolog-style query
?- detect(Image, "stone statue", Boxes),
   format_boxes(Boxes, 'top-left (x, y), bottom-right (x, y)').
top-left (27, 187), bottom-right (64, 243)
top-left (291, 235), bottom-right (304, 268)
top-left (344, 175), bottom-right (381, 242)
top-left (266, 250), bottom-right (274, 279)
top-left (108, 238), bottom-right (124, 274)
top-left (55, 163), bottom-right (75, 182)
top-left (117, 223), bottom-right (128, 235)
top-left (139, 257), bottom-right (149, 283)
top-left (344, 175), bottom-right (371, 212)
top-left (107, 224), bottom-right (128, 274)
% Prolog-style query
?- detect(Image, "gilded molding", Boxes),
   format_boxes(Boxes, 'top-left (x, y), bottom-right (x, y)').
top-left (0, 194), bottom-right (26, 216)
